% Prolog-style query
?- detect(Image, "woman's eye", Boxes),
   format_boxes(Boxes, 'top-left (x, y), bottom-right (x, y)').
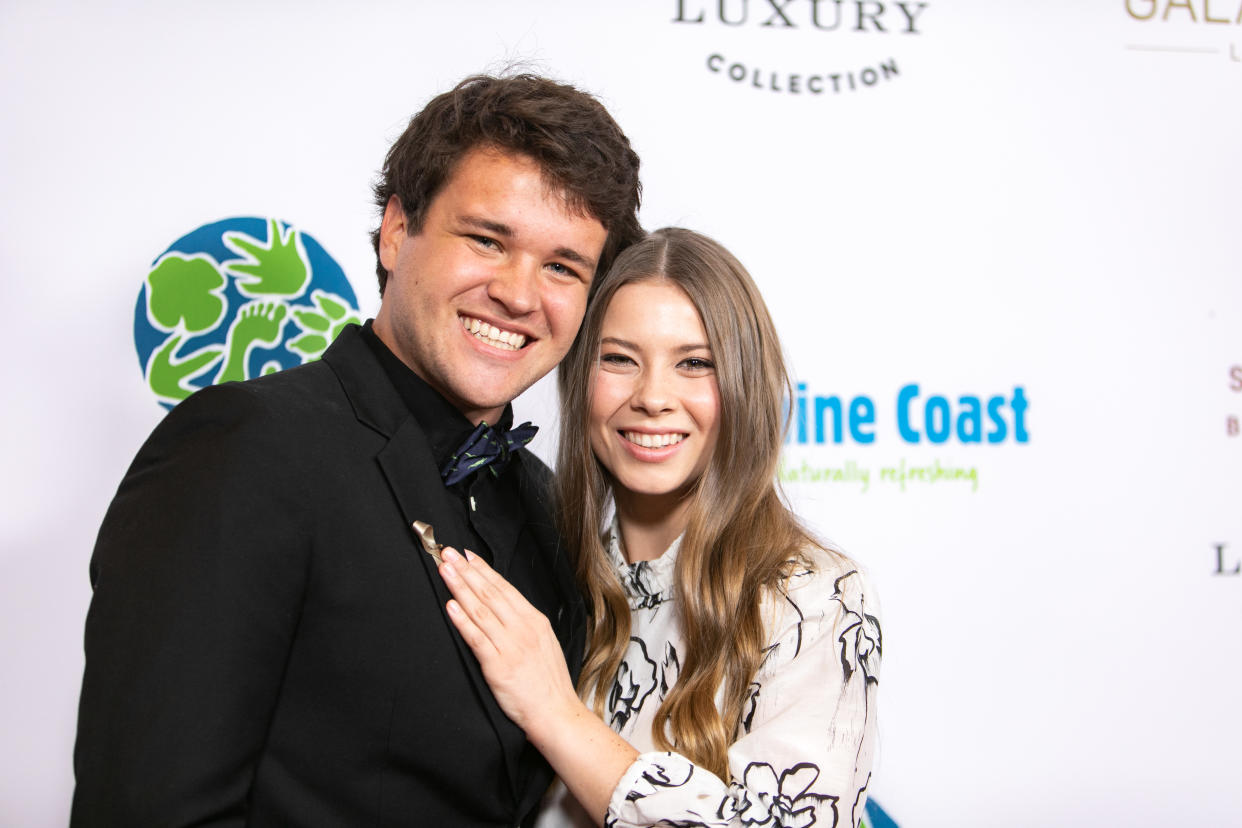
top-left (680, 357), bottom-right (714, 371)
top-left (600, 353), bottom-right (634, 367)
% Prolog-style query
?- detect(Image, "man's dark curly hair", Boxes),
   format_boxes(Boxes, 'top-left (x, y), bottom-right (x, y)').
top-left (371, 73), bottom-right (643, 295)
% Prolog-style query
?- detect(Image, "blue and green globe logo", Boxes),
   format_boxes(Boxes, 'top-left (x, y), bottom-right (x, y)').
top-left (134, 217), bottom-right (361, 409)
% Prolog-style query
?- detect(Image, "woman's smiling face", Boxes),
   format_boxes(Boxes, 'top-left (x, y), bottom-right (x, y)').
top-left (588, 280), bottom-right (721, 507)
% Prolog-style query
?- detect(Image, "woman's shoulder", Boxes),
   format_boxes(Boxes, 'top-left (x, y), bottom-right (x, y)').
top-left (782, 544), bottom-right (878, 612)
top-left (761, 544), bottom-right (882, 670)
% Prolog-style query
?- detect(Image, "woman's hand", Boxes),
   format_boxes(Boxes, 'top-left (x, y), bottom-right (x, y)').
top-left (439, 547), bottom-right (640, 822)
top-left (438, 547), bottom-right (580, 735)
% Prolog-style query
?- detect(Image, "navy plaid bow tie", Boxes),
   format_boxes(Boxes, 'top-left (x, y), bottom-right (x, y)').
top-left (440, 420), bottom-right (538, 486)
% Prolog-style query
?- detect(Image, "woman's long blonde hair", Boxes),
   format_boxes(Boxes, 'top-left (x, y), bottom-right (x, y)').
top-left (555, 227), bottom-right (825, 777)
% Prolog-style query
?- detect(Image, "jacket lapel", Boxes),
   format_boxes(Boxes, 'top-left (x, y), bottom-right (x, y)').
top-left (375, 424), bottom-right (527, 805)
top-left (324, 326), bottom-right (526, 806)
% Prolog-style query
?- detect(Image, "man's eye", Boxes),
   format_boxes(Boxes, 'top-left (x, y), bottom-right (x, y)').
top-left (470, 235), bottom-right (499, 249)
top-left (547, 262), bottom-right (580, 280)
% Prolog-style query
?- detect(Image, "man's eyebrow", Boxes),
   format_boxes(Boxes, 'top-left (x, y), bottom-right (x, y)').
top-left (459, 215), bottom-right (513, 237)
top-left (458, 214), bottom-right (598, 272)
top-left (552, 246), bottom-right (597, 271)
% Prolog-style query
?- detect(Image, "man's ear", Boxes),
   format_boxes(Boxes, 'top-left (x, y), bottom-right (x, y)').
top-left (378, 195), bottom-right (407, 275)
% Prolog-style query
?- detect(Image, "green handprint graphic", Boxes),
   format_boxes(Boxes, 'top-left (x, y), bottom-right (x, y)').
top-left (146, 254), bottom-right (227, 333)
top-left (147, 333), bottom-right (224, 402)
top-left (286, 290), bottom-right (362, 362)
top-left (217, 301), bottom-right (288, 383)
top-left (223, 219), bottom-right (310, 298)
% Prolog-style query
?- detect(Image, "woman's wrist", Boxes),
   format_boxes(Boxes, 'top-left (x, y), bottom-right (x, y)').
top-left (522, 687), bottom-right (590, 750)
top-left (526, 692), bottom-right (639, 820)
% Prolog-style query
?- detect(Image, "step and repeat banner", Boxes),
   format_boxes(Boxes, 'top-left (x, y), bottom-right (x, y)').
top-left (2, 2), bottom-right (1239, 825)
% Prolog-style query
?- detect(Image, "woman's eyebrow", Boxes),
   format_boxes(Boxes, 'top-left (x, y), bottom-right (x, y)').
top-left (600, 337), bottom-right (710, 353)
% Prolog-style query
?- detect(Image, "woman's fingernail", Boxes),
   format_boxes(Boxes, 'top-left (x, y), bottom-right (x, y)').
top-left (442, 547), bottom-right (460, 562)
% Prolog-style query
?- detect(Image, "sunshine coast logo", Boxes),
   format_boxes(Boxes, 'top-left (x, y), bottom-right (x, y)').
top-left (785, 382), bottom-right (1029, 446)
top-left (1124, 0), bottom-right (1242, 63)
top-left (134, 217), bottom-right (361, 409)
top-left (779, 380), bottom-right (1029, 494)
top-left (670, 0), bottom-right (930, 96)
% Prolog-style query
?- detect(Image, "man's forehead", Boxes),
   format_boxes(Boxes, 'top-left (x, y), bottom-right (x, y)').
top-left (445, 144), bottom-right (601, 226)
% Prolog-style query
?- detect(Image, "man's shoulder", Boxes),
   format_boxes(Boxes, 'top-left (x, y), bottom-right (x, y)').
top-left (192, 321), bottom-right (372, 413)
top-left (133, 358), bottom-right (362, 480)
top-left (170, 359), bottom-right (342, 427)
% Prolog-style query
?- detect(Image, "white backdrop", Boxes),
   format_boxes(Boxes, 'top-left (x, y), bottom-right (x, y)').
top-left (3, 1), bottom-right (1240, 825)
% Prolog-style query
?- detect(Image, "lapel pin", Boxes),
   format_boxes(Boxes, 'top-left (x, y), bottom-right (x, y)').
top-left (412, 520), bottom-right (444, 565)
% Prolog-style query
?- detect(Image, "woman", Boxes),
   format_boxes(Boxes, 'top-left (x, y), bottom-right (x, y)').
top-left (438, 228), bottom-right (881, 827)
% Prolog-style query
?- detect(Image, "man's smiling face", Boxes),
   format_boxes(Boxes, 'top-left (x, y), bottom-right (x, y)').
top-left (374, 146), bottom-right (608, 425)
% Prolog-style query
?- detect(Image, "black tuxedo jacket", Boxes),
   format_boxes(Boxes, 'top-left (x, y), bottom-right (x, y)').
top-left (72, 324), bottom-right (585, 826)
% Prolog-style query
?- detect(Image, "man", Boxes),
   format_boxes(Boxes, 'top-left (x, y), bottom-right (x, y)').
top-left (72, 73), bottom-right (643, 826)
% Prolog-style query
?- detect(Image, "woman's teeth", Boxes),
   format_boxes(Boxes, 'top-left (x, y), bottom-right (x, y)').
top-left (623, 431), bottom-right (686, 448)
top-left (461, 316), bottom-right (526, 350)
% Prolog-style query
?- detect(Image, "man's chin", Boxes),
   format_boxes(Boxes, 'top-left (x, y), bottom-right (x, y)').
top-left (448, 382), bottom-right (532, 424)
top-left (439, 350), bottom-right (562, 420)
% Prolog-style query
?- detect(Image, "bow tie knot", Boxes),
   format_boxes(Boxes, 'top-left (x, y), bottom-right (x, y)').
top-left (440, 420), bottom-right (538, 486)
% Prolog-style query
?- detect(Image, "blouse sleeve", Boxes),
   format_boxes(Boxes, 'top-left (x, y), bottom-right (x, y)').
top-left (604, 564), bottom-right (881, 828)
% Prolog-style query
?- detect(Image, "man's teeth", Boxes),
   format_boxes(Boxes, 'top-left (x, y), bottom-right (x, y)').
top-left (623, 431), bottom-right (686, 449)
top-left (461, 316), bottom-right (526, 350)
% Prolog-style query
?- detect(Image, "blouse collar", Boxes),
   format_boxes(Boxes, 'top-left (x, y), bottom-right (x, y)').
top-left (607, 518), bottom-right (682, 610)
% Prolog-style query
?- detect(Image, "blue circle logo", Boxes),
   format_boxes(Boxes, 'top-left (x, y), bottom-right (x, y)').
top-left (134, 217), bottom-right (361, 409)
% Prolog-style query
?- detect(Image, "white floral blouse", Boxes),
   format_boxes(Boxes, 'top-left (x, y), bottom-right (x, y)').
top-left (536, 527), bottom-right (881, 828)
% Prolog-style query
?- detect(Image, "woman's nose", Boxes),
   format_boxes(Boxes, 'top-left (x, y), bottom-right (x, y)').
top-left (630, 369), bottom-right (673, 414)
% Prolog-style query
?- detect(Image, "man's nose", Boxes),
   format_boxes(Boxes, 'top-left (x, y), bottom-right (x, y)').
top-left (487, 259), bottom-right (539, 315)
